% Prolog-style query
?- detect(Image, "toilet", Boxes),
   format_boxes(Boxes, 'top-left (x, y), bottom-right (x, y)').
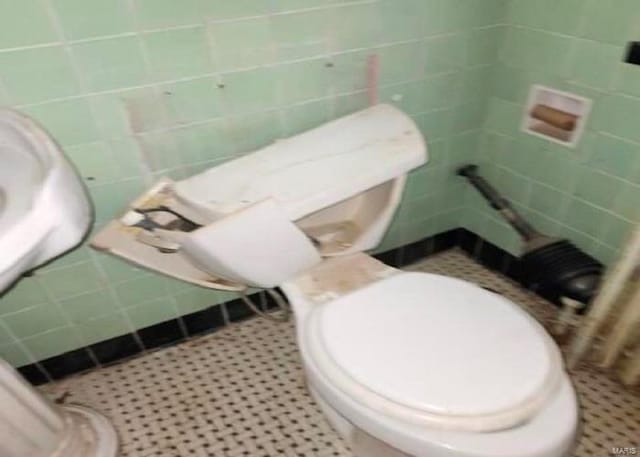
top-left (93, 104), bottom-right (578, 457)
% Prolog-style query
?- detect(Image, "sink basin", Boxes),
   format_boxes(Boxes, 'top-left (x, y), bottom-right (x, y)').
top-left (0, 109), bottom-right (92, 292)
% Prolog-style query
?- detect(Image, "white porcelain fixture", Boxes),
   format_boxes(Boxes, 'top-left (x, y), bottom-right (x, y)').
top-left (0, 108), bottom-right (92, 290)
top-left (0, 109), bottom-right (117, 457)
top-left (0, 359), bottom-right (117, 457)
top-left (93, 104), bottom-right (578, 457)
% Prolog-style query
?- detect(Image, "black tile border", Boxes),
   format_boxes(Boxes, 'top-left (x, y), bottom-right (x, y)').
top-left (40, 348), bottom-right (96, 380)
top-left (138, 319), bottom-right (186, 350)
top-left (182, 305), bottom-right (226, 337)
top-left (90, 334), bottom-right (143, 366)
top-left (18, 363), bottom-right (50, 386)
top-left (18, 227), bottom-right (539, 386)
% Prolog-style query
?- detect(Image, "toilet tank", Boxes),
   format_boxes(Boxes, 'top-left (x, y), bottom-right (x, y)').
top-left (174, 104), bottom-right (426, 223)
top-left (92, 104), bottom-right (427, 289)
top-left (176, 104), bottom-right (427, 287)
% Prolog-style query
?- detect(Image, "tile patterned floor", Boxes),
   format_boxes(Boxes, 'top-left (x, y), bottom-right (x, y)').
top-left (41, 249), bottom-right (640, 457)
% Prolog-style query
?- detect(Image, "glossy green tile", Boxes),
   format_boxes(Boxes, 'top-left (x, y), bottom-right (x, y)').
top-left (500, 27), bottom-right (573, 78)
top-left (424, 34), bottom-right (465, 75)
top-left (282, 99), bottom-right (331, 136)
top-left (466, 27), bottom-right (502, 66)
top-left (613, 183), bottom-right (640, 222)
top-left (593, 94), bottom-right (640, 144)
top-left (333, 91), bottom-right (369, 117)
top-left (592, 94), bottom-right (640, 146)
top-left (271, 8), bottom-right (329, 61)
top-left (115, 275), bottom-right (169, 307)
top-left (60, 289), bottom-right (119, 322)
top-left (572, 40), bottom-right (622, 90)
top-left (65, 141), bottom-right (121, 184)
top-left (2, 304), bottom-right (67, 338)
top-left (52, 0), bottom-right (132, 39)
top-left (528, 182), bottom-right (566, 219)
top-left (330, 50), bottom-right (370, 93)
top-left (484, 98), bottom-right (521, 135)
top-left (573, 167), bottom-right (623, 209)
top-left (275, 59), bottom-right (330, 105)
top-left (378, 42), bottom-right (426, 86)
top-left (586, 133), bottom-right (639, 179)
top-left (98, 255), bottom-right (147, 283)
top-left (423, 73), bottom-right (459, 110)
top-left (0, 324), bottom-right (15, 345)
top-left (0, 280), bottom-right (49, 315)
top-left (451, 101), bottom-right (487, 133)
top-left (581, 0), bottom-right (639, 44)
top-left (137, 129), bottom-right (186, 172)
top-left (0, 46), bottom-right (79, 104)
top-left (72, 36), bottom-right (148, 91)
top-left (89, 179), bottom-right (144, 223)
top-left (508, 0), bottom-right (586, 35)
top-left (231, 110), bottom-right (282, 153)
top-left (143, 27), bottom-right (211, 80)
top-left (270, 0), bottom-right (326, 13)
top-left (329, 2), bottom-right (379, 52)
top-left (591, 243), bottom-right (620, 265)
top-left (22, 327), bottom-right (82, 360)
top-left (379, 81), bottom-right (425, 117)
top-left (414, 109), bottom-right (452, 141)
top-left (439, 0), bottom-right (475, 32)
top-left (136, 0), bottom-right (204, 29)
top-left (106, 137), bottom-right (145, 179)
top-left (483, 217), bottom-right (522, 255)
top-left (602, 216), bottom-right (633, 249)
top-left (39, 262), bottom-right (103, 300)
top-left (125, 296), bottom-right (178, 328)
top-left (377, 0), bottom-right (426, 42)
top-left (614, 63), bottom-right (640, 98)
top-left (181, 118), bottom-right (238, 162)
top-left (222, 67), bottom-right (277, 114)
top-left (0, 0), bottom-right (57, 48)
top-left (565, 198), bottom-right (608, 238)
top-left (162, 77), bottom-right (224, 123)
top-left (210, 17), bottom-right (273, 71)
top-left (0, 342), bottom-right (32, 367)
top-left (402, 216), bottom-right (437, 245)
top-left (24, 99), bottom-right (99, 146)
top-left (174, 288), bottom-right (219, 314)
top-left (77, 312), bottom-right (131, 345)
top-left (205, 0), bottom-right (271, 20)
top-left (456, 66), bottom-right (493, 105)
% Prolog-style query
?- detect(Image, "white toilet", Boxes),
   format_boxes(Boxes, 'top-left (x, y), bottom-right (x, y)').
top-left (94, 104), bottom-right (578, 457)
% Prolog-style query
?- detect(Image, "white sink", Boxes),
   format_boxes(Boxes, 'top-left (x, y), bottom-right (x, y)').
top-left (0, 109), bottom-right (92, 292)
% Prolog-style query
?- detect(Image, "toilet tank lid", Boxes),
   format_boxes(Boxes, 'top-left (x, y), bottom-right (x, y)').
top-left (173, 104), bottom-right (427, 221)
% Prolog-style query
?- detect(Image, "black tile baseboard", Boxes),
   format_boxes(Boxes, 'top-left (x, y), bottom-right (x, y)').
top-left (138, 319), bottom-right (186, 350)
top-left (225, 297), bottom-right (255, 323)
top-left (18, 363), bottom-right (50, 386)
top-left (18, 227), bottom-right (534, 386)
top-left (90, 334), bottom-right (143, 366)
top-left (182, 305), bottom-right (226, 336)
top-left (40, 348), bottom-right (96, 380)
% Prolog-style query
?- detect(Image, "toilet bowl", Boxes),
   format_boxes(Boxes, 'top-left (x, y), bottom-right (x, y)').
top-left (93, 104), bottom-right (578, 457)
top-left (281, 254), bottom-right (578, 457)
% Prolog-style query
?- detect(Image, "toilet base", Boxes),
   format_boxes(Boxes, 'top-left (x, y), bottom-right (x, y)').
top-left (56, 405), bottom-right (119, 457)
top-left (308, 385), bottom-right (412, 457)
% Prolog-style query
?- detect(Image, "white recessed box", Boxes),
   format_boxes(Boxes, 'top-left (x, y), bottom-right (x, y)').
top-left (521, 85), bottom-right (592, 148)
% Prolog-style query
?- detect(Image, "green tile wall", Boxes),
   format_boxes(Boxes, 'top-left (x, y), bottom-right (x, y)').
top-left (0, 0), bottom-right (504, 365)
top-left (468, 0), bottom-right (640, 267)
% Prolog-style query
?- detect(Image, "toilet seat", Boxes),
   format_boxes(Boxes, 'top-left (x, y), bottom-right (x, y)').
top-left (303, 272), bottom-right (563, 432)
